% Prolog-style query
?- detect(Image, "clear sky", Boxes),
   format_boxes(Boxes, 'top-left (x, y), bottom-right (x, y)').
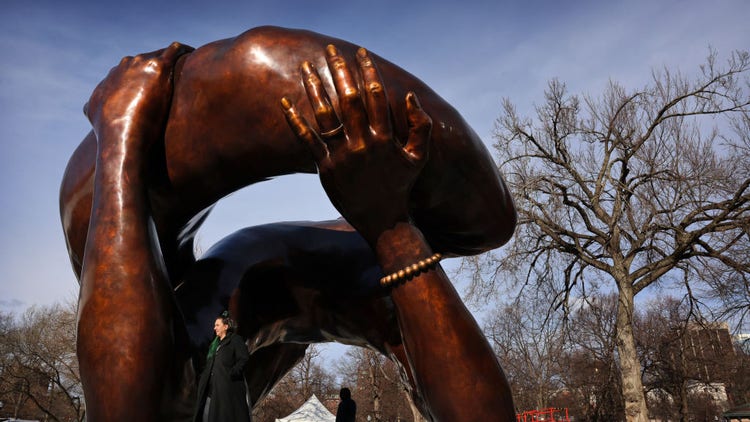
top-left (0, 0), bottom-right (747, 326)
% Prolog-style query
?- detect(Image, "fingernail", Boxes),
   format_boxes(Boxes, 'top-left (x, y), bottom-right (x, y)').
top-left (357, 47), bottom-right (367, 58)
top-left (326, 44), bottom-right (337, 57)
top-left (301, 61), bottom-right (314, 74)
top-left (280, 97), bottom-right (292, 110)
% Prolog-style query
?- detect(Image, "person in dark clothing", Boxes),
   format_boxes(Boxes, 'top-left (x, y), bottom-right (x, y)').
top-left (194, 312), bottom-right (251, 422)
top-left (336, 387), bottom-right (356, 422)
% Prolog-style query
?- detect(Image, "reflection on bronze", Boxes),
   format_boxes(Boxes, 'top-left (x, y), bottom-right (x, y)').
top-left (60, 26), bottom-right (517, 421)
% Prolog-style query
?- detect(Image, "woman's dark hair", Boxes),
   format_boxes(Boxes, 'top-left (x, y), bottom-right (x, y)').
top-left (218, 310), bottom-right (236, 332)
top-left (339, 387), bottom-right (351, 400)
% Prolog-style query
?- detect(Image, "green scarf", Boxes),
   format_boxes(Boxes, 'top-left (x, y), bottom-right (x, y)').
top-left (206, 336), bottom-right (220, 361)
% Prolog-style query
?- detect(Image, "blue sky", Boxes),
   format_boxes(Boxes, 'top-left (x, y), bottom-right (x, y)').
top-left (1, 0), bottom-right (748, 320)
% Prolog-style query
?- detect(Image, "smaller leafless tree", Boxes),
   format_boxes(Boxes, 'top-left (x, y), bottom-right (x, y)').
top-left (559, 294), bottom-right (623, 421)
top-left (483, 297), bottom-right (566, 413)
top-left (0, 301), bottom-right (83, 422)
top-left (252, 344), bottom-right (336, 422)
top-left (337, 347), bottom-right (415, 422)
top-left (483, 292), bottom-right (624, 420)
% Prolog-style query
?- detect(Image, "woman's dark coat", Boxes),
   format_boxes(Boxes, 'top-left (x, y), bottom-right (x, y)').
top-left (194, 333), bottom-right (251, 422)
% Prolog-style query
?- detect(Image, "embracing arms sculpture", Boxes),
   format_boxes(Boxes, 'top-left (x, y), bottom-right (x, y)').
top-left (60, 26), bottom-right (517, 421)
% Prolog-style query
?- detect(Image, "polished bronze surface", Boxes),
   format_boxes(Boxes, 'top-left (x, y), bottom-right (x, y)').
top-left (61, 26), bottom-right (516, 421)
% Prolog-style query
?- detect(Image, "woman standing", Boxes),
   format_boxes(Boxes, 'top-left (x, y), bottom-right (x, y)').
top-left (194, 312), bottom-right (251, 422)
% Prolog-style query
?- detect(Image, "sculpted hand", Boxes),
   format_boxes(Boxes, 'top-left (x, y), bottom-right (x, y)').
top-left (85, 42), bottom-right (193, 147)
top-left (281, 45), bottom-right (432, 243)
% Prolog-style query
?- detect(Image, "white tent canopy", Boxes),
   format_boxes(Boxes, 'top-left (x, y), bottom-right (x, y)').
top-left (275, 394), bottom-right (336, 422)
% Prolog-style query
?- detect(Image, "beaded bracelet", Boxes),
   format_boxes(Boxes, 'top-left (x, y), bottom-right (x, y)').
top-left (379, 253), bottom-right (442, 288)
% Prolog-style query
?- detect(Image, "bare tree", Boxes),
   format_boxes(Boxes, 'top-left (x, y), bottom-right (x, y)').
top-left (561, 294), bottom-right (623, 421)
top-left (637, 296), bottom-right (694, 421)
top-left (465, 49), bottom-right (750, 421)
top-left (252, 344), bottom-right (336, 422)
top-left (483, 299), bottom-right (565, 412)
top-left (483, 292), bottom-right (624, 420)
top-left (337, 347), bottom-right (415, 422)
top-left (286, 344), bottom-right (336, 402)
top-left (0, 302), bottom-right (83, 422)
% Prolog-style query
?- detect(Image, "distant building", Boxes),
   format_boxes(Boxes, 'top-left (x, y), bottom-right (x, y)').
top-left (646, 322), bottom-right (744, 420)
top-left (679, 322), bottom-right (736, 384)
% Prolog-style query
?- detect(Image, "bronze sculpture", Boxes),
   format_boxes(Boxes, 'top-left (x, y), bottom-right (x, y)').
top-left (60, 26), bottom-right (517, 421)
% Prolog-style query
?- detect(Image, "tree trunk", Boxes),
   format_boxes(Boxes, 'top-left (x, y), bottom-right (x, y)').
top-left (678, 379), bottom-right (689, 422)
top-left (616, 282), bottom-right (649, 422)
top-left (14, 389), bottom-right (23, 419)
top-left (369, 365), bottom-right (382, 422)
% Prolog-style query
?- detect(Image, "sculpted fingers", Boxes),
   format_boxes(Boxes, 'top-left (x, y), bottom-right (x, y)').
top-left (356, 48), bottom-right (391, 142)
top-left (325, 45), bottom-right (367, 146)
top-left (300, 61), bottom-right (343, 140)
top-left (281, 97), bottom-right (328, 162)
top-left (161, 41), bottom-right (195, 63)
top-left (403, 92), bottom-right (432, 163)
top-left (286, 45), bottom-right (430, 175)
top-left (134, 42), bottom-right (194, 71)
top-left (87, 43), bottom-right (193, 129)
